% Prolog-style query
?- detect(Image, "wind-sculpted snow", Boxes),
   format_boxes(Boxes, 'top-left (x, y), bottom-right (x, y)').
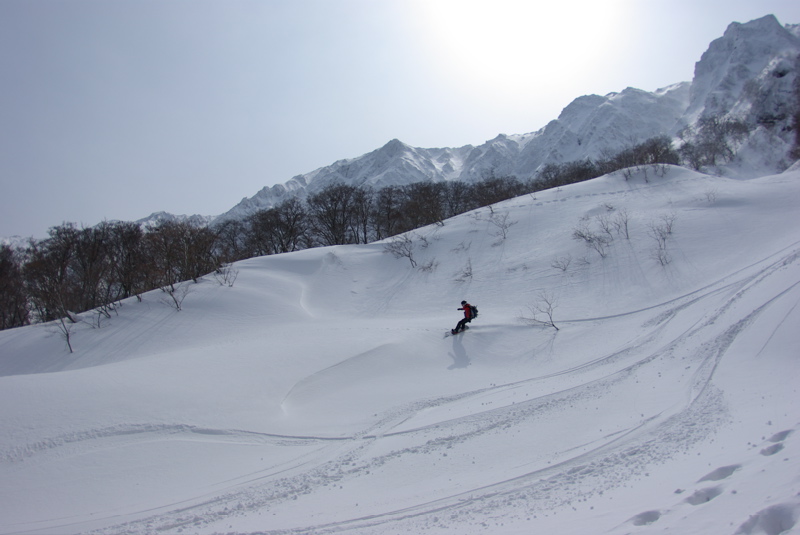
top-left (1, 167), bottom-right (799, 534)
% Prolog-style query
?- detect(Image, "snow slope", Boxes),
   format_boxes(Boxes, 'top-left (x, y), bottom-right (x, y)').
top-left (1, 166), bottom-right (800, 535)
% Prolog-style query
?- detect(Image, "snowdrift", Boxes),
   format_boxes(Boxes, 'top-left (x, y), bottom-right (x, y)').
top-left (1, 166), bottom-right (799, 534)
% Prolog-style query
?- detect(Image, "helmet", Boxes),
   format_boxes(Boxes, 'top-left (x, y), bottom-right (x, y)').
top-left (461, 300), bottom-right (467, 305)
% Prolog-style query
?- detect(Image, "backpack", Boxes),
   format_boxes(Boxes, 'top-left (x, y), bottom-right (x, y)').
top-left (469, 305), bottom-right (478, 320)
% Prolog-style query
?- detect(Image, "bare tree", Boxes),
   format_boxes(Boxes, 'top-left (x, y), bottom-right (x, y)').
top-left (678, 116), bottom-right (750, 170)
top-left (213, 263), bottom-right (239, 287)
top-left (161, 282), bottom-right (191, 311)
top-left (647, 214), bottom-right (677, 266)
top-left (0, 244), bottom-right (29, 329)
top-left (456, 258), bottom-right (473, 282)
top-left (522, 291), bottom-right (560, 330)
top-left (417, 258), bottom-right (439, 273)
top-left (23, 224), bottom-right (80, 322)
top-left (55, 315), bottom-right (76, 353)
top-left (470, 175), bottom-right (525, 207)
top-left (307, 183), bottom-right (362, 246)
top-left (595, 214), bottom-right (614, 239)
top-left (384, 234), bottom-right (416, 267)
top-left (442, 181), bottom-right (474, 219)
top-left (488, 209), bottom-right (518, 242)
top-left (603, 135), bottom-right (679, 180)
top-left (108, 221), bottom-right (147, 301)
top-left (247, 197), bottom-right (310, 255)
top-left (349, 186), bottom-right (374, 244)
top-left (572, 220), bottom-right (612, 258)
top-left (551, 254), bottom-right (572, 272)
top-left (612, 209), bottom-right (631, 239)
top-left (372, 185), bottom-right (405, 240)
top-left (144, 221), bottom-right (219, 287)
top-left (215, 218), bottom-right (250, 262)
top-left (659, 212), bottom-right (677, 235)
top-left (403, 182), bottom-right (447, 229)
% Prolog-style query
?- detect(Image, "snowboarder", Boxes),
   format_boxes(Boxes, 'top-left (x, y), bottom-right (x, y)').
top-left (452, 300), bottom-right (474, 335)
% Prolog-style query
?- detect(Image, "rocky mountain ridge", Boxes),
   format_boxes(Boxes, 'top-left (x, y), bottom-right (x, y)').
top-left (5, 15), bottom-right (798, 240)
top-left (213, 15), bottom-right (799, 225)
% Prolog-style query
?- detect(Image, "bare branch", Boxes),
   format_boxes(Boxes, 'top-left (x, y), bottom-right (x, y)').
top-left (383, 234), bottom-right (417, 267)
top-left (521, 291), bottom-right (560, 330)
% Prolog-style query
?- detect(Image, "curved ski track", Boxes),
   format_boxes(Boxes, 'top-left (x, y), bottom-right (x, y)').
top-left (17, 247), bottom-right (796, 535)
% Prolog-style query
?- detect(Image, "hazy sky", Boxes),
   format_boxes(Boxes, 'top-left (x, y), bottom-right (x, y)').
top-left (2, 0), bottom-right (799, 238)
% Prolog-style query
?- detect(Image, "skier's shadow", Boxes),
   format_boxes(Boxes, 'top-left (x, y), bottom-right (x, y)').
top-left (448, 334), bottom-right (470, 369)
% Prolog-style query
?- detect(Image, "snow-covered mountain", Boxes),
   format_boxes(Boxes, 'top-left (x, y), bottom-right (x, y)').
top-left (2, 16), bottom-right (796, 241)
top-left (3, 14), bottom-right (800, 535)
top-left (214, 82), bottom-right (691, 224)
top-left (687, 14), bottom-right (800, 122)
top-left (214, 15), bottom-right (799, 224)
top-left (0, 235), bottom-right (29, 249)
top-left (0, 213), bottom-right (213, 245)
top-left (133, 211), bottom-right (214, 230)
top-left (685, 15), bottom-right (800, 177)
top-left (2, 164), bottom-right (799, 534)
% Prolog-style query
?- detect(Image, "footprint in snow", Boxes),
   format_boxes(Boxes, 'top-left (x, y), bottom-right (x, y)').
top-left (628, 510), bottom-right (661, 526)
top-left (685, 486), bottom-right (723, 505)
top-left (760, 443), bottom-right (784, 456)
top-left (760, 429), bottom-right (792, 456)
top-left (768, 429), bottom-right (792, 443)
top-left (733, 503), bottom-right (800, 535)
top-left (698, 464), bottom-right (741, 482)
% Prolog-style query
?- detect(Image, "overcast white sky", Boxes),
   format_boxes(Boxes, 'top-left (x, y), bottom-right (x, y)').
top-left (2, 0), bottom-right (799, 238)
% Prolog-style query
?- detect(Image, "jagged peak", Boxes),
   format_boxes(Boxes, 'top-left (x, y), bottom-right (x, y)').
top-left (487, 133), bottom-right (515, 145)
top-left (615, 86), bottom-right (648, 96)
top-left (383, 137), bottom-right (406, 147)
top-left (135, 212), bottom-right (213, 229)
top-left (688, 13), bottom-right (800, 122)
top-left (556, 94), bottom-right (609, 122)
top-left (723, 14), bottom-right (783, 37)
top-left (703, 14), bottom-right (798, 63)
top-left (654, 81), bottom-right (692, 95)
top-left (204, 15), bottom-right (797, 229)
top-left (701, 14), bottom-right (797, 62)
top-left (378, 138), bottom-right (411, 155)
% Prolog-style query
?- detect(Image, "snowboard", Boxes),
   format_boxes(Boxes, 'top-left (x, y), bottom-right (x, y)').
top-left (444, 325), bottom-right (469, 338)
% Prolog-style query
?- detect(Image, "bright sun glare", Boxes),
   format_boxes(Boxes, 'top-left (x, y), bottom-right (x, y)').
top-left (413, 0), bottom-right (630, 99)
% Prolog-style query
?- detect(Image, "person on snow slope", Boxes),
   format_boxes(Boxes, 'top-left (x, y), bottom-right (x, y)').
top-left (452, 300), bottom-right (474, 335)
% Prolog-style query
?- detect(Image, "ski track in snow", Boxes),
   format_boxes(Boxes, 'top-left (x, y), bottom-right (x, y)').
top-left (62, 245), bottom-right (799, 535)
top-left (3, 169), bottom-right (800, 535)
